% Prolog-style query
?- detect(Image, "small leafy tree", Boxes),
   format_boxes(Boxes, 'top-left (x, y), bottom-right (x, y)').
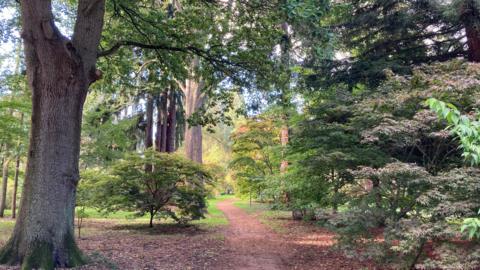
top-left (81, 150), bottom-right (212, 227)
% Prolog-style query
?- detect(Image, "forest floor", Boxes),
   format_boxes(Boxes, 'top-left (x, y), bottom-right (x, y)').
top-left (0, 197), bottom-right (376, 270)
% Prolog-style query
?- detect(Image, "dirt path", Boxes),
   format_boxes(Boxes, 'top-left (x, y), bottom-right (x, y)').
top-left (215, 199), bottom-right (288, 270)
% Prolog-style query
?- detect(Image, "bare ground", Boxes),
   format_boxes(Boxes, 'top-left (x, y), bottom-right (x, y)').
top-left (212, 199), bottom-right (375, 270)
top-left (0, 199), bottom-right (376, 269)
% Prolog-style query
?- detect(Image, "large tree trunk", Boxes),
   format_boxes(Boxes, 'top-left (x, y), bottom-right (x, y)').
top-left (166, 89), bottom-right (177, 153)
top-left (0, 158), bottom-right (10, 217)
top-left (184, 58), bottom-right (205, 163)
top-left (0, 1), bottom-right (105, 268)
top-left (11, 157), bottom-right (20, 219)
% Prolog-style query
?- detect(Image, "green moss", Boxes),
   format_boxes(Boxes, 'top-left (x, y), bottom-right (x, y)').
top-left (0, 238), bottom-right (18, 265)
top-left (21, 241), bottom-right (54, 270)
top-left (10, 233), bottom-right (85, 270)
top-left (65, 232), bottom-right (86, 267)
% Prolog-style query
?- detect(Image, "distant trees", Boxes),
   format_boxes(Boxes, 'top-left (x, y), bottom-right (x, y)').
top-left (229, 117), bottom-right (280, 202)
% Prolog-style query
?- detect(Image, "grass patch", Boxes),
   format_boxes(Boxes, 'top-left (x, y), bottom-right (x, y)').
top-left (233, 200), bottom-right (271, 214)
top-left (0, 219), bottom-right (15, 244)
top-left (192, 195), bottom-right (233, 228)
top-left (77, 208), bottom-right (149, 220)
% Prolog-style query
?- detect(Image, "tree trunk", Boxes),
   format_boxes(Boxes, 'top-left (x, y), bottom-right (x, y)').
top-left (0, 158), bottom-right (9, 217)
top-left (11, 157), bottom-right (20, 219)
top-left (280, 22), bottom-right (291, 205)
top-left (145, 94), bottom-right (154, 150)
top-left (155, 95), bottom-right (163, 152)
top-left (12, 113), bottom-right (24, 219)
top-left (184, 58), bottom-right (205, 163)
top-left (461, 0), bottom-right (480, 62)
top-left (166, 89), bottom-right (177, 153)
top-left (465, 24), bottom-right (480, 62)
top-left (145, 94), bottom-right (154, 174)
top-left (149, 208), bottom-right (155, 228)
top-left (161, 91), bottom-right (168, 153)
top-left (0, 1), bottom-right (105, 268)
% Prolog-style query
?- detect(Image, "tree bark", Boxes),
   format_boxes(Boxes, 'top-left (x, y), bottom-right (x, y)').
top-left (145, 94), bottom-right (154, 150)
top-left (465, 24), bottom-right (480, 62)
top-left (166, 89), bottom-right (177, 153)
top-left (145, 94), bottom-right (154, 173)
top-left (11, 157), bottom-right (20, 219)
top-left (12, 113), bottom-right (24, 219)
top-left (184, 57), bottom-right (205, 163)
top-left (461, 0), bottom-right (480, 62)
top-left (160, 91), bottom-right (168, 153)
top-left (0, 158), bottom-right (9, 217)
top-left (0, 1), bottom-right (105, 268)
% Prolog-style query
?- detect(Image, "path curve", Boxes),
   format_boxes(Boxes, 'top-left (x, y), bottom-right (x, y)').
top-left (214, 199), bottom-right (288, 270)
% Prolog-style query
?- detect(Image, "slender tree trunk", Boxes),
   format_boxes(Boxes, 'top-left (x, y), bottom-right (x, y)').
top-left (155, 95), bottom-right (163, 152)
top-left (12, 112), bottom-right (24, 219)
top-left (280, 22), bottom-right (291, 205)
top-left (0, 1), bottom-right (105, 268)
top-left (0, 158), bottom-right (9, 217)
top-left (145, 94), bottom-right (154, 150)
top-left (161, 91), bottom-right (168, 153)
top-left (145, 94), bottom-right (154, 174)
top-left (166, 89), bottom-right (177, 153)
top-left (11, 157), bottom-right (20, 219)
top-left (149, 208), bottom-right (155, 228)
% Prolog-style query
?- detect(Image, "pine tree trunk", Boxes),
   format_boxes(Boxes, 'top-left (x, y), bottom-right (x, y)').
top-left (145, 94), bottom-right (154, 173)
top-left (11, 157), bottom-right (20, 219)
top-left (145, 94), bottom-right (154, 150)
top-left (185, 125), bottom-right (203, 163)
top-left (161, 91), bottom-right (168, 153)
top-left (0, 158), bottom-right (9, 217)
top-left (166, 89), bottom-right (177, 153)
top-left (184, 58), bottom-right (205, 163)
top-left (155, 96), bottom-right (163, 152)
top-left (0, 1), bottom-right (105, 268)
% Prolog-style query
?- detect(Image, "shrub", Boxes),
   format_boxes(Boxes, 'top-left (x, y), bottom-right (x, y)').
top-left (79, 150), bottom-right (213, 227)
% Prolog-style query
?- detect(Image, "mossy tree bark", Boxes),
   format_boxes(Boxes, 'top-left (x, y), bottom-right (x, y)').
top-left (0, 0), bottom-right (105, 269)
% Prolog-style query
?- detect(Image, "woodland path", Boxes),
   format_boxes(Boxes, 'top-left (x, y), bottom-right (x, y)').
top-left (214, 199), bottom-right (289, 270)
